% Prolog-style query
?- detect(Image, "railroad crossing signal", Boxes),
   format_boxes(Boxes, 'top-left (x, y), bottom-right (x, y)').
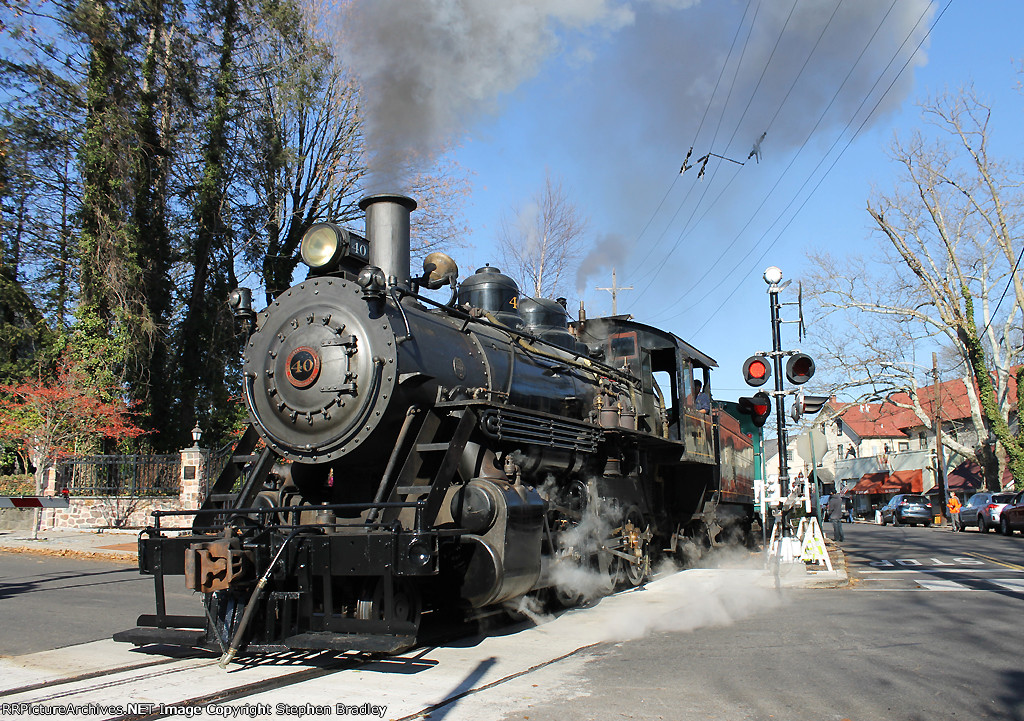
top-left (742, 356), bottom-right (771, 387)
top-left (790, 390), bottom-right (829, 422)
top-left (785, 353), bottom-right (815, 384)
top-left (738, 392), bottom-right (772, 427)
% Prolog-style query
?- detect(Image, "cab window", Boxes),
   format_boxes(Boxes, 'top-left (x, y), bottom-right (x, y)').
top-left (680, 363), bottom-right (694, 404)
top-left (608, 332), bottom-right (638, 365)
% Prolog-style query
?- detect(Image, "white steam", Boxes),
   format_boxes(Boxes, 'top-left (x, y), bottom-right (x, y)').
top-left (599, 565), bottom-right (784, 644)
top-left (533, 476), bottom-right (625, 603)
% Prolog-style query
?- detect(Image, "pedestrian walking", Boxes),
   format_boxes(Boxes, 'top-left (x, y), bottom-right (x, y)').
top-left (828, 492), bottom-right (845, 542)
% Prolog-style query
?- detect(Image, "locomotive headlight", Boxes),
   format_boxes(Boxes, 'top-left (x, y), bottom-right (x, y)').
top-left (301, 223), bottom-right (345, 270)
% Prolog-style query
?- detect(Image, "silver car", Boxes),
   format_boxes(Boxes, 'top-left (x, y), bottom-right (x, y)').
top-left (961, 491), bottom-right (1016, 533)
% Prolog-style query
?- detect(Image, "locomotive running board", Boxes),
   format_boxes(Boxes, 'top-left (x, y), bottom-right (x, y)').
top-left (284, 632), bottom-right (416, 654)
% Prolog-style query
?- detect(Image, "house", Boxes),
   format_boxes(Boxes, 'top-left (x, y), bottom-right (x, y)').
top-left (765, 375), bottom-right (1017, 518)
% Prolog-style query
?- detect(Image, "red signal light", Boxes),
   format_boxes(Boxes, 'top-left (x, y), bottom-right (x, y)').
top-left (738, 392), bottom-right (772, 427)
top-left (785, 353), bottom-right (815, 385)
top-left (742, 356), bottom-right (771, 387)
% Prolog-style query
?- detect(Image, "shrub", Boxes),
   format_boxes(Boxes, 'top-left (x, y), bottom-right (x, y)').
top-left (0, 474), bottom-right (35, 496)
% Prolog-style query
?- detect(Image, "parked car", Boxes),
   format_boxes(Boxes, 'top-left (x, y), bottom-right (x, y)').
top-left (879, 494), bottom-right (934, 527)
top-left (999, 491), bottom-right (1024, 535)
top-left (960, 491), bottom-right (1016, 533)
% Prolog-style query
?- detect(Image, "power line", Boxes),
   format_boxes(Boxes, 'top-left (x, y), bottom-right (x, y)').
top-left (642, 0), bottom-right (923, 324)
top-left (722, 0), bottom-right (800, 154)
top-left (979, 244), bottom-right (1024, 338)
top-left (687, 0), bottom-right (954, 337)
top-left (624, 0), bottom-right (761, 279)
top-left (630, 0), bottom-right (868, 309)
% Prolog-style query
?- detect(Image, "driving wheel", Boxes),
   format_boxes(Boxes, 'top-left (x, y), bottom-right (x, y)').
top-left (613, 507), bottom-right (652, 588)
top-left (356, 579), bottom-right (422, 633)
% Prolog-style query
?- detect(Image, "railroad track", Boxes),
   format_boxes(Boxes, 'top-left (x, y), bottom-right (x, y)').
top-left (0, 568), bottom-right (769, 721)
top-left (0, 646), bottom-right (408, 720)
top-left (0, 608), bottom-right (518, 720)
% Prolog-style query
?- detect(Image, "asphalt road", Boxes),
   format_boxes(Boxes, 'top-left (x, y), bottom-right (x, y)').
top-left (2, 523), bottom-right (1024, 720)
top-left (0, 552), bottom-right (196, 657)
top-left (498, 522), bottom-right (1024, 721)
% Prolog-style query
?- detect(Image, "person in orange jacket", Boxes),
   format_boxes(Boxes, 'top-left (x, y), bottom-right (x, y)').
top-left (947, 493), bottom-right (962, 532)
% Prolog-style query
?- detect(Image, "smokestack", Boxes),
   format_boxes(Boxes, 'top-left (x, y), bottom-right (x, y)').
top-left (359, 193), bottom-right (417, 288)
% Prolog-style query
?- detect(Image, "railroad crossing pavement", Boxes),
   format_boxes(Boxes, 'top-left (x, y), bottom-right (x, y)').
top-left (0, 565), bottom-right (806, 721)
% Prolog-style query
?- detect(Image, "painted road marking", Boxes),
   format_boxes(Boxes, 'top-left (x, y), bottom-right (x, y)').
top-left (858, 568), bottom-right (1024, 574)
top-left (963, 551), bottom-right (1024, 571)
top-left (991, 578), bottom-right (1024, 592)
top-left (917, 579), bottom-right (971, 591)
top-left (866, 557), bottom-right (984, 567)
top-left (858, 577), bottom-right (1024, 592)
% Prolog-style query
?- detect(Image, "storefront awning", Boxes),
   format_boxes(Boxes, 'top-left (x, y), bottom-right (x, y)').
top-left (850, 469), bottom-right (922, 495)
top-left (885, 469), bottom-right (923, 493)
top-left (945, 459), bottom-right (1013, 491)
top-left (850, 472), bottom-right (887, 495)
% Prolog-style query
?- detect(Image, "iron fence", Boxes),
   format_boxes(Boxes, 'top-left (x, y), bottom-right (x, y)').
top-left (60, 454), bottom-right (181, 496)
top-left (204, 442), bottom-right (235, 493)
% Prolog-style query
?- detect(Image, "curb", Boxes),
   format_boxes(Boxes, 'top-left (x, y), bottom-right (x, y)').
top-left (0, 544), bottom-right (137, 563)
top-left (802, 542), bottom-right (849, 588)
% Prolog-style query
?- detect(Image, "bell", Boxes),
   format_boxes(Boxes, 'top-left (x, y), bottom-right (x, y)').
top-left (422, 252), bottom-right (459, 288)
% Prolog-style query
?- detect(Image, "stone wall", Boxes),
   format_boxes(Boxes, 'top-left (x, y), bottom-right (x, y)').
top-left (41, 496), bottom-right (190, 530)
top-left (31, 446), bottom-right (212, 531)
top-left (0, 508), bottom-right (36, 531)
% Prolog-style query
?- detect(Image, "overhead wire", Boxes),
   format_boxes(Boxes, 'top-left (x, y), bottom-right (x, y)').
top-left (624, 0), bottom-right (761, 282)
top-left (687, 0), bottom-right (954, 337)
top-left (630, 0), bottom-right (850, 308)
top-left (978, 244), bottom-right (1024, 339)
top-left (626, 0), bottom-right (772, 297)
top-left (722, 0), bottom-right (800, 153)
top-left (641, 0), bottom-right (920, 324)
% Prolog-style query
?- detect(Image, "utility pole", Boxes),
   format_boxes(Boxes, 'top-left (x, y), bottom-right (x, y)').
top-left (933, 352), bottom-right (949, 521)
top-left (595, 268), bottom-right (632, 316)
top-left (768, 272), bottom-right (790, 533)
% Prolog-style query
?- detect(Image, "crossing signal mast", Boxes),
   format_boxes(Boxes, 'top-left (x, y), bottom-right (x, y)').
top-left (740, 266), bottom-right (830, 568)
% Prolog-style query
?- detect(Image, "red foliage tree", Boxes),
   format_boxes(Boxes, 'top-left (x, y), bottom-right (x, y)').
top-left (0, 356), bottom-right (146, 536)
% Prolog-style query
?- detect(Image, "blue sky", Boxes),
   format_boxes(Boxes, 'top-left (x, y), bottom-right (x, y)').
top-left (345, 0), bottom-right (1024, 398)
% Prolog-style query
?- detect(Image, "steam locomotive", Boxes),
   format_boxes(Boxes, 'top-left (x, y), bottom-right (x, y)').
top-left (115, 194), bottom-right (755, 662)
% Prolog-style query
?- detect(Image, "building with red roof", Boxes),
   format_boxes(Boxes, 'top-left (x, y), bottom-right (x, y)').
top-left (767, 372), bottom-right (1018, 518)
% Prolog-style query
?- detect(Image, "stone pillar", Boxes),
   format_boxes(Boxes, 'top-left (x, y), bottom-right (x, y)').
top-left (179, 447), bottom-right (206, 510)
top-left (41, 464), bottom-right (59, 495)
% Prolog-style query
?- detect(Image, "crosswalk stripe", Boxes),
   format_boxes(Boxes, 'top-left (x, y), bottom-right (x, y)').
top-left (917, 579), bottom-right (970, 591)
top-left (991, 578), bottom-right (1024, 591)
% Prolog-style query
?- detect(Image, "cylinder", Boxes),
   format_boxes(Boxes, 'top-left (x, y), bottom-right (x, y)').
top-left (359, 193), bottom-right (417, 288)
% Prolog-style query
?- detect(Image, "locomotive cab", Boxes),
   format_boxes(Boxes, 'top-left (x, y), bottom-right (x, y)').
top-left (572, 316), bottom-right (716, 458)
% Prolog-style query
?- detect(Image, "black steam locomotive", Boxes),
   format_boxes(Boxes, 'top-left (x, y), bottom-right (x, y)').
top-left (115, 194), bottom-right (755, 662)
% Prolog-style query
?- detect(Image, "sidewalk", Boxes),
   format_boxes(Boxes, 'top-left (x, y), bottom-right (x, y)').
top-left (0, 527), bottom-right (141, 562)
